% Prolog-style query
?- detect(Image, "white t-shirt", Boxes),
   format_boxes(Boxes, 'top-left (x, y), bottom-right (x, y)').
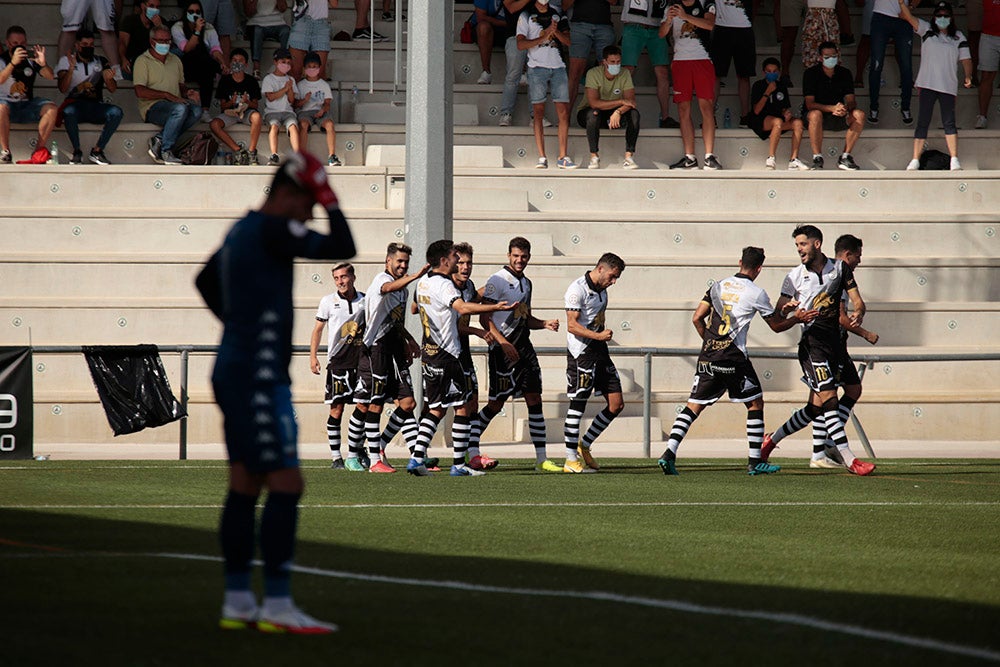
top-left (261, 72), bottom-right (298, 113)
top-left (873, 0), bottom-right (903, 18)
top-left (516, 9), bottom-right (567, 69)
top-left (807, 0), bottom-right (837, 8)
top-left (664, 0), bottom-right (716, 61)
top-left (315, 290), bottom-right (365, 360)
top-left (295, 0), bottom-right (330, 21)
top-left (913, 19), bottom-right (972, 94)
top-left (247, 0), bottom-right (290, 27)
top-left (415, 272), bottom-right (463, 359)
top-left (714, 0), bottom-right (752, 28)
top-left (363, 271), bottom-right (409, 348)
top-left (171, 21), bottom-right (222, 54)
top-left (296, 77), bottom-right (332, 113)
top-left (55, 54), bottom-right (110, 101)
top-left (622, 0), bottom-right (671, 27)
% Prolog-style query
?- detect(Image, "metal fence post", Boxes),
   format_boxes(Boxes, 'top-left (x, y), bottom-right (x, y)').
top-left (850, 361), bottom-right (876, 459)
top-left (643, 352), bottom-right (652, 458)
top-left (179, 347), bottom-right (189, 461)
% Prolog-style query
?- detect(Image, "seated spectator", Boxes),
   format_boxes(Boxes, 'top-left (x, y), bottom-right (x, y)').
top-left (172, 0), bottom-right (230, 122)
top-left (576, 45), bottom-right (640, 169)
top-left (55, 28), bottom-right (124, 165)
top-left (472, 0), bottom-right (510, 84)
top-left (134, 25), bottom-right (202, 165)
top-left (621, 0), bottom-right (679, 128)
top-left (197, 0), bottom-right (239, 61)
top-left (261, 47), bottom-right (300, 164)
top-left (295, 51), bottom-right (340, 165)
top-left (565, 0), bottom-right (617, 113)
top-left (748, 57), bottom-right (807, 169)
top-left (209, 48), bottom-right (263, 165)
top-left (119, 0), bottom-right (166, 80)
top-left (243, 0), bottom-right (291, 79)
top-left (58, 0), bottom-right (122, 81)
top-left (0, 26), bottom-right (58, 165)
top-left (289, 0), bottom-right (335, 79)
top-left (802, 41), bottom-right (864, 169)
top-left (802, 0), bottom-right (840, 70)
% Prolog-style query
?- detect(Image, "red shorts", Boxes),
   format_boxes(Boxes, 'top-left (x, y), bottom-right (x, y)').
top-left (671, 59), bottom-right (716, 103)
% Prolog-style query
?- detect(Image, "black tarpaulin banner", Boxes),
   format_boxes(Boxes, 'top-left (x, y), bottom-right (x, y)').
top-left (83, 345), bottom-right (186, 436)
top-left (0, 347), bottom-right (33, 459)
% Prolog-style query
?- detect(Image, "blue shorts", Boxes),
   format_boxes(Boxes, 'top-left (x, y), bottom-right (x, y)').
top-left (1, 98), bottom-right (55, 123)
top-left (568, 21), bottom-right (616, 60)
top-left (289, 15), bottom-right (331, 52)
top-left (215, 381), bottom-right (300, 473)
top-left (527, 66), bottom-right (569, 104)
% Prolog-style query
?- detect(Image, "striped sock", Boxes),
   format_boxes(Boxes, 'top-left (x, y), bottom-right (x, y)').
top-left (811, 419), bottom-right (828, 458)
top-left (380, 408), bottom-right (408, 449)
top-left (365, 410), bottom-right (383, 460)
top-left (452, 415), bottom-right (471, 467)
top-left (326, 415), bottom-right (342, 459)
top-left (345, 411), bottom-right (365, 458)
top-left (471, 404), bottom-right (500, 453)
top-left (564, 400), bottom-right (586, 460)
top-left (823, 409), bottom-right (857, 466)
top-left (666, 407), bottom-right (698, 455)
top-left (528, 403), bottom-right (547, 463)
top-left (413, 413), bottom-right (441, 461)
top-left (581, 407), bottom-right (616, 449)
top-left (771, 406), bottom-right (814, 445)
top-left (746, 409), bottom-right (764, 463)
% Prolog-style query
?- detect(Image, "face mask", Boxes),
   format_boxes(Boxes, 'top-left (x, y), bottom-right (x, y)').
top-left (154, 42), bottom-right (170, 55)
top-left (537, 0), bottom-right (549, 5)
top-left (934, 16), bottom-right (951, 29)
top-left (823, 56), bottom-right (838, 68)
top-left (79, 46), bottom-right (95, 60)
top-left (230, 62), bottom-right (245, 73)
top-left (145, 6), bottom-right (160, 19)
top-left (765, 71), bottom-right (780, 82)
top-left (305, 66), bottom-right (321, 77)
top-left (187, 12), bottom-right (201, 22)
top-left (606, 63), bottom-right (621, 76)
top-left (276, 62), bottom-right (291, 74)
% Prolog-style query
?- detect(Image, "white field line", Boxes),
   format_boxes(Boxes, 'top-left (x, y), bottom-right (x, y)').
top-left (1, 501), bottom-right (999, 510)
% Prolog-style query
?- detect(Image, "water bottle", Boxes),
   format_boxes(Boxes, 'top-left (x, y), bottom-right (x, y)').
top-left (723, 108), bottom-right (731, 129)
top-left (215, 149), bottom-right (225, 165)
top-left (50, 140), bottom-right (59, 164)
top-left (351, 85), bottom-right (358, 105)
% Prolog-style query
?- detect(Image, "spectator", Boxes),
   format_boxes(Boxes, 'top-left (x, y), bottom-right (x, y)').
top-left (854, 0), bottom-right (874, 88)
top-left (119, 0), bottom-right (166, 80)
top-left (966, 0), bottom-right (982, 84)
top-left (0, 26), bottom-right (57, 165)
top-left (209, 47), bottom-right (263, 165)
top-left (243, 0), bottom-right (291, 79)
top-left (518, 0), bottom-right (576, 169)
top-left (747, 57), bottom-right (808, 169)
top-left (134, 25), bottom-right (202, 165)
top-left (778, 0), bottom-right (806, 86)
top-left (802, 0), bottom-right (840, 69)
top-left (868, 0), bottom-right (917, 125)
top-left (709, 0), bottom-right (755, 126)
top-left (802, 41), bottom-right (864, 169)
top-left (472, 0), bottom-right (510, 84)
top-left (172, 0), bottom-right (230, 122)
top-left (261, 47), bottom-right (300, 165)
top-left (564, 0), bottom-right (619, 113)
top-left (976, 0), bottom-right (998, 128)
top-left (621, 0), bottom-right (679, 128)
top-left (58, 0), bottom-right (122, 80)
top-left (295, 51), bottom-right (340, 166)
top-left (576, 45), bottom-right (640, 169)
top-left (55, 28), bottom-right (124, 165)
top-left (497, 0), bottom-right (533, 126)
top-left (197, 0), bottom-right (239, 61)
top-left (660, 0), bottom-right (723, 170)
top-left (348, 0), bottom-right (390, 42)
top-left (898, 0), bottom-right (973, 170)
top-left (289, 0), bottom-right (335, 80)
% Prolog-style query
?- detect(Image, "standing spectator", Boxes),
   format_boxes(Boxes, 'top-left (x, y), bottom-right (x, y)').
top-left (197, 0), bottom-right (239, 62)
top-left (778, 0), bottom-right (806, 85)
top-left (135, 25), bottom-right (202, 165)
top-left (965, 0), bottom-right (982, 85)
top-left (244, 0), bottom-right (291, 80)
top-left (209, 48), bottom-right (263, 165)
top-left (58, 0), bottom-right (123, 79)
top-left (660, 0), bottom-right (723, 170)
top-left (854, 0), bottom-right (874, 88)
top-left (868, 0), bottom-right (917, 125)
top-left (976, 0), bottom-right (999, 128)
top-left (349, 0), bottom-right (390, 42)
top-left (119, 0), bottom-right (165, 80)
top-left (564, 0), bottom-right (619, 113)
top-left (295, 51), bottom-right (340, 166)
top-left (56, 28), bottom-right (124, 165)
top-left (518, 0), bottom-right (577, 169)
top-left (748, 57), bottom-right (808, 169)
top-left (0, 27), bottom-right (57, 165)
top-left (899, 0), bottom-right (973, 170)
top-left (802, 41), bottom-right (865, 169)
top-left (710, 0), bottom-right (755, 126)
top-left (472, 0), bottom-right (510, 84)
top-left (621, 0), bottom-right (679, 128)
top-left (577, 45), bottom-right (641, 169)
top-left (802, 0), bottom-right (840, 69)
top-left (497, 0), bottom-right (533, 126)
top-left (261, 48), bottom-right (300, 165)
top-left (173, 1), bottom-right (229, 122)
top-left (289, 0), bottom-right (335, 80)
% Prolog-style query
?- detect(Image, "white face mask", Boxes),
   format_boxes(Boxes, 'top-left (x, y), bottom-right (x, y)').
top-left (537, 0), bottom-right (550, 5)
top-left (606, 63), bottom-right (622, 76)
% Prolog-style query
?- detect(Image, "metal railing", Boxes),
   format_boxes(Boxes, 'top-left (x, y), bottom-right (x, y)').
top-left (30, 345), bottom-right (1000, 460)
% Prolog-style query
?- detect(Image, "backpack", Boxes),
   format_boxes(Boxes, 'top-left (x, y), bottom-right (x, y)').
top-left (177, 131), bottom-right (219, 165)
top-left (919, 149), bottom-right (950, 170)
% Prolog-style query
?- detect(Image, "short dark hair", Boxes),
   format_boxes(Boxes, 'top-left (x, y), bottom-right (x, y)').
top-left (834, 234), bottom-right (863, 254)
top-left (509, 236), bottom-right (531, 253)
top-left (6, 25), bottom-right (26, 39)
top-left (453, 242), bottom-right (474, 258)
top-left (76, 28), bottom-right (95, 41)
top-left (597, 252), bottom-right (625, 272)
top-left (792, 225), bottom-right (823, 243)
top-left (602, 45), bottom-right (622, 59)
top-left (230, 47), bottom-right (249, 62)
top-left (741, 246), bottom-right (766, 270)
top-left (303, 50), bottom-right (322, 66)
top-left (426, 239), bottom-right (455, 266)
top-left (387, 242), bottom-right (412, 257)
top-left (818, 40), bottom-right (838, 54)
top-left (761, 57), bottom-right (780, 70)
top-left (332, 262), bottom-right (355, 276)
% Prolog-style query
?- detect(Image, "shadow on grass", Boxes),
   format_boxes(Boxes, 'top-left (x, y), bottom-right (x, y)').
top-left (2, 510), bottom-right (998, 666)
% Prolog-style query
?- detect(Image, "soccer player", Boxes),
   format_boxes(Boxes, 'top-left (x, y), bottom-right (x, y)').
top-left (470, 237), bottom-right (563, 472)
top-left (356, 242), bottom-right (428, 473)
top-left (308, 262), bottom-right (368, 471)
top-left (407, 240), bottom-right (517, 476)
top-left (196, 151), bottom-right (352, 634)
top-left (761, 225), bottom-right (877, 476)
top-left (563, 253), bottom-right (627, 473)
top-left (657, 246), bottom-right (816, 476)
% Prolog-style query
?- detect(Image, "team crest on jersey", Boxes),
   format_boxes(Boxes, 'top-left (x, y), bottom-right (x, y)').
top-left (613, 88), bottom-right (622, 95)
top-left (568, 292), bottom-right (582, 307)
top-left (776, 92), bottom-right (785, 101)
top-left (484, 283), bottom-right (497, 298)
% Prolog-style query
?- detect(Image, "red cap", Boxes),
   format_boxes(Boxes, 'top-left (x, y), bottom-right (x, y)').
top-left (283, 151), bottom-right (338, 208)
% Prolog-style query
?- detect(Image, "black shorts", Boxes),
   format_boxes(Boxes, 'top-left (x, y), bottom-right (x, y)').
top-left (798, 334), bottom-right (840, 393)
top-left (566, 349), bottom-right (622, 400)
top-left (355, 343), bottom-right (414, 405)
top-left (749, 115), bottom-right (793, 140)
top-left (836, 343), bottom-right (862, 386)
top-left (324, 364), bottom-right (360, 405)
top-left (487, 341), bottom-right (543, 401)
top-left (710, 26), bottom-right (757, 78)
top-left (688, 359), bottom-right (763, 405)
top-left (460, 352), bottom-right (480, 397)
top-left (422, 351), bottom-right (470, 409)
top-left (804, 109), bottom-right (852, 132)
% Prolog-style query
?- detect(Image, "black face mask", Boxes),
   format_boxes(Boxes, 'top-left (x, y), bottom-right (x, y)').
top-left (79, 46), bottom-right (95, 60)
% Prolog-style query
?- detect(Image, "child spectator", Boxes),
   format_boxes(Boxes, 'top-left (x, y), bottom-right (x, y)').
top-left (243, 0), bottom-right (291, 80)
top-left (210, 48), bottom-right (263, 165)
top-left (295, 51), bottom-right (340, 166)
top-left (261, 47), bottom-right (300, 165)
top-left (172, 0), bottom-right (229, 122)
top-left (747, 57), bottom-right (808, 169)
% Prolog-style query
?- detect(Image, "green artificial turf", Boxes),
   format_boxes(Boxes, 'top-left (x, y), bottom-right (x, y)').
top-left (1, 458), bottom-right (998, 666)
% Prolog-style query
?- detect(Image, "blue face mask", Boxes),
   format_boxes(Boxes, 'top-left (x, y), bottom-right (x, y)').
top-left (154, 42), bottom-right (170, 55)
top-left (606, 63), bottom-right (621, 76)
top-left (765, 71), bottom-right (780, 82)
top-left (934, 16), bottom-right (951, 29)
top-left (823, 56), bottom-right (838, 68)
top-left (145, 6), bottom-right (160, 19)
top-left (187, 12), bottom-right (201, 22)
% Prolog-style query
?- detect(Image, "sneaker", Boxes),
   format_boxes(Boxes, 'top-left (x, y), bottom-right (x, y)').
top-left (267, 153), bottom-right (280, 166)
top-left (498, 112), bottom-right (512, 127)
top-left (703, 154), bottom-right (723, 170)
top-left (848, 459), bottom-right (876, 476)
top-left (588, 154), bottom-right (600, 169)
top-left (424, 457), bottom-right (440, 470)
top-left (450, 464), bottom-right (486, 477)
top-left (975, 115), bottom-right (988, 129)
top-left (248, 149), bottom-right (259, 165)
top-left (89, 149), bottom-right (111, 165)
top-left (669, 155), bottom-right (698, 169)
top-left (658, 116), bottom-right (681, 129)
top-left (477, 70), bottom-right (492, 84)
top-left (837, 154), bottom-right (860, 170)
top-left (70, 149), bottom-right (84, 164)
top-left (352, 27), bottom-right (388, 42)
top-left (906, 158), bottom-right (920, 171)
top-left (530, 113), bottom-right (553, 128)
top-left (328, 154), bottom-right (342, 167)
top-left (369, 460), bottom-right (396, 473)
top-left (161, 149), bottom-right (182, 165)
top-left (200, 109), bottom-right (213, 123)
top-left (219, 602), bottom-right (258, 631)
top-left (557, 156), bottom-right (578, 169)
top-left (809, 455), bottom-right (843, 469)
top-left (535, 156), bottom-right (548, 169)
top-left (381, 10), bottom-right (395, 21)
top-left (17, 147), bottom-right (51, 164)
top-left (578, 446), bottom-right (599, 471)
top-left (519, 73), bottom-right (527, 86)
top-left (760, 433), bottom-right (777, 462)
top-left (788, 157), bottom-right (809, 170)
top-left (811, 155), bottom-right (824, 170)
top-left (147, 136), bottom-right (163, 163)
top-left (330, 458), bottom-right (346, 470)
top-left (901, 109), bottom-right (913, 125)
top-left (0, 149), bottom-right (11, 164)
top-left (748, 461), bottom-right (781, 475)
top-left (765, 155), bottom-right (776, 170)
top-left (467, 454), bottom-right (499, 471)
top-left (623, 155), bottom-right (638, 169)
top-left (236, 149), bottom-right (250, 166)
top-left (535, 459), bottom-right (564, 473)
top-left (950, 156), bottom-right (962, 171)
top-left (345, 457), bottom-right (366, 472)
top-left (562, 459), bottom-right (595, 473)
top-left (358, 451), bottom-right (371, 470)
top-left (406, 458), bottom-right (432, 476)
top-left (257, 604), bottom-right (338, 634)
top-left (657, 457), bottom-right (679, 475)
top-left (867, 109), bottom-right (879, 124)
